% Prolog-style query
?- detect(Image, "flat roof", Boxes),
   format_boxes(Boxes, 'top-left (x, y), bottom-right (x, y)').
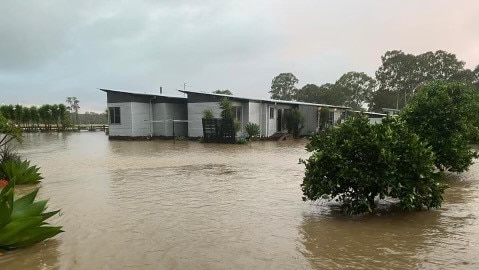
top-left (179, 90), bottom-right (350, 109)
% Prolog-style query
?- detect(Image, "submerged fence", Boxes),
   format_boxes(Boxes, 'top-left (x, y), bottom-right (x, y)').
top-left (202, 118), bottom-right (236, 143)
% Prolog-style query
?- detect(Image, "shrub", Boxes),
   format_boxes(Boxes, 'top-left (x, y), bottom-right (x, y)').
top-left (285, 109), bottom-right (304, 138)
top-left (301, 114), bottom-right (446, 214)
top-left (1, 159), bottom-right (43, 185)
top-left (245, 122), bottom-right (261, 138)
top-left (0, 179), bottom-right (63, 250)
top-left (202, 108), bottom-right (214, 120)
top-left (401, 81), bottom-right (479, 172)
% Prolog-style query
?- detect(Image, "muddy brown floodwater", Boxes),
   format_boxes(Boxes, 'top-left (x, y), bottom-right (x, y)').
top-left (1, 132), bottom-right (479, 269)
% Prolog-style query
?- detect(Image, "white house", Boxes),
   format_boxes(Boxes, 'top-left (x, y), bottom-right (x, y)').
top-left (101, 89), bottom-right (188, 138)
top-left (179, 90), bottom-right (350, 138)
top-left (101, 89), bottom-right (386, 139)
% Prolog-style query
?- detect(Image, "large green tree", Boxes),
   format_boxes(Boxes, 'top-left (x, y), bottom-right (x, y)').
top-left (270, 73), bottom-right (298, 101)
top-left (334, 71), bottom-right (376, 110)
top-left (296, 83), bottom-right (348, 106)
top-left (401, 81), bottom-right (479, 172)
top-left (371, 50), bottom-right (474, 112)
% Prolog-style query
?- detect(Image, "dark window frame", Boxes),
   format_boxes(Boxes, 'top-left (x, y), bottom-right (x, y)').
top-left (269, 107), bottom-right (275, 119)
top-left (109, 107), bottom-right (121, 124)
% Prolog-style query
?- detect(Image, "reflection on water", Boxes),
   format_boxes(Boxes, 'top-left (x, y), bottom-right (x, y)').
top-left (0, 133), bottom-right (478, 269)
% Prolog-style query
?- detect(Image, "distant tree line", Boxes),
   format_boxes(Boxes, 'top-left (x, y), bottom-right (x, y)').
top-left (0, 104), bottom-right (107, 131)
top-left (270, 50), bottom-right (479, 112)
top-left (0, 104), bottom-right (70, 131)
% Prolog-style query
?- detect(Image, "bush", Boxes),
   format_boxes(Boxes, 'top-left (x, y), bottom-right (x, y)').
top-left (301, 115), bottom-right (446, 214)
top-left (245, 122), bottom-right (260, 138)
top-left (0, 179), bottom-right (63, 250)
top-left (202, 108), bottom-right (214, 120)
top-left (401, 81), bottom-right (479, 172)
top-left (1, 159), bottom-right (43, 185)
top-left (285, 109), bottom-right (304, 138)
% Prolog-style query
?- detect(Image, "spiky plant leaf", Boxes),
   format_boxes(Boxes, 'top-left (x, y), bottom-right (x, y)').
top-left (1, 159), bottom-right (43, 185)
top-left (0, 216), bottom-right (44, 245)
top-left (2, 226), bottom-right (63, 249)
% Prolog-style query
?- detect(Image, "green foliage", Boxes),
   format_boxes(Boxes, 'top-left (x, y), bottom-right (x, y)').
top-left (318, 107), bottom-right (330, 131)
top-left (334, 72), bottom-right (376, 110)
top-left (371, 50), bottom-right (475, 111)
top-left (302, 115), bottom-right (446, 214)
top-left (1, 159), bottom-right (43, 185)
top-left (401, 81), bottom-right (479, 172)
top-left (0, 113), bottom-right (22, 149)
top-left (270, 73), bottom-right (299, 101)
top-left (212, 90), bottom-right (233, 95)
top-left (0, 179), bottom-right (62, 250)
top-left (244, 122), bottom-right (260, 138)
top-left (202, 108), bottom-right (214, 120)
top-left (0, 103), bottom-right (74, 131)
top-left (284, 109), bottom-right (304, 138)
top-left (219, 97), bottom-right (234, 120)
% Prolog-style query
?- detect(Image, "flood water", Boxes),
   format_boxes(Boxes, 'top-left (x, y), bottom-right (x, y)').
top-left (1, 132), bottom-right (479, 269)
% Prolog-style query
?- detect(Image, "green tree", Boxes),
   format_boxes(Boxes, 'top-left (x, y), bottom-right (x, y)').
top-left (335, 72), bottom-right (376, 110)
top-left (401, 81), bottom-right (479, 172)
top-left (372, 50), bottom-right (473, 112)
top-left (296, 84), bottom-right (322, 103)
top-left (270, 73), bottom-right (298, 101)
top-left (0, 113), bottom-right (22, 149)
top-left (66, 97), bottom-right (80, 125)
top-left (212, 90), bottom-right (233, 95)
top-left (296, 83), bottom-right (349, 106)
top-left (29, 106), bottom-right (40, 130)
top-left (301, 114), bottom-right (445, 214)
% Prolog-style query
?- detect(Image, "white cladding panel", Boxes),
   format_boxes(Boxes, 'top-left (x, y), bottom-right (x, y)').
top-left (187, 102), bottom-right (222, 137)
top-left (130, 102), bottom-right (151, 137)
top-left (152, 103), bottom-right (188, 137)
top-left (248, 102), bottom-right (261, 125)
top-left (107, 102), bottom-right (133, 137)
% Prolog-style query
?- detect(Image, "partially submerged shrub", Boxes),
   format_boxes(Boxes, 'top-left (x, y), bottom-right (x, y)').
top-left (401, 81), bottom-right (479, 172)
top-left (285, 109), bottom-right (304, 138)
top-left (0, 179), bottom-right (63, 250)
top-left (301, 115), bottom-right (446, 214)
top-left (245, 122), bottom-right (260, 138)
top-left (1, 159), bottom-right (43, 185)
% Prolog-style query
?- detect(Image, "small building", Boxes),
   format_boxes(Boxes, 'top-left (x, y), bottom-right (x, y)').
top-left (100, 89), bottom-right (188, 138)
top-left (179, 90), bottom-right (350, 138)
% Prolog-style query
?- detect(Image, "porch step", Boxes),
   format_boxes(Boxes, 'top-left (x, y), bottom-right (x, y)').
top-left (270, 132), bottom-right (292, 141)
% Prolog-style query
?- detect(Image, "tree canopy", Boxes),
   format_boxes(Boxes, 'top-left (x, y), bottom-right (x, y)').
top-left (212, 90), bottom-right (233, 95)
top-left (370, 50), bottom-right (475, 112)
top-left (334, 72), bottom-right (376, 110)
top-left (401, 81), bottom-right (479, 172)
top-left (270, 73), bottom-right (298, 101)
top-left (301, 115), bottom-right (445, 214)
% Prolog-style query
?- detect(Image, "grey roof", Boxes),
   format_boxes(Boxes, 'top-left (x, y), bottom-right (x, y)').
top-left (178, 90), bottom-right (351, 109)
top-left (99, 88), bottom-right (186, 100)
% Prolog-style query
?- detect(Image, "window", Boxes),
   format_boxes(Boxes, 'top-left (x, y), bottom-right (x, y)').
top-left (109, 107), bottom-right (121, 124)
top-left (234, 106), bottom-right (242, 122)
top-left (328, 111), bottom-right (335, 125)
top-left (269, 107), bottom-right (275, 119)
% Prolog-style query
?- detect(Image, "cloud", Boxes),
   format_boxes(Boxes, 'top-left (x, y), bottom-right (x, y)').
top-left (0, 0), bottom-right (478, 111)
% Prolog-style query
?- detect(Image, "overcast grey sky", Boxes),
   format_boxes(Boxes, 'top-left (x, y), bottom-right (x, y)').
top-left (1, 0), bottom-right (478, 112)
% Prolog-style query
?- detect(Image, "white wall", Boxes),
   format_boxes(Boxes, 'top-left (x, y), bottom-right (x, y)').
top-left (187, 102), bottom-right (222, 137)
top-left (152, 103), bottom-right (188, 137)
top-left (130, 102), bottom-right (151, 137)
top-left (107, 102), bottom-right (132, 137)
